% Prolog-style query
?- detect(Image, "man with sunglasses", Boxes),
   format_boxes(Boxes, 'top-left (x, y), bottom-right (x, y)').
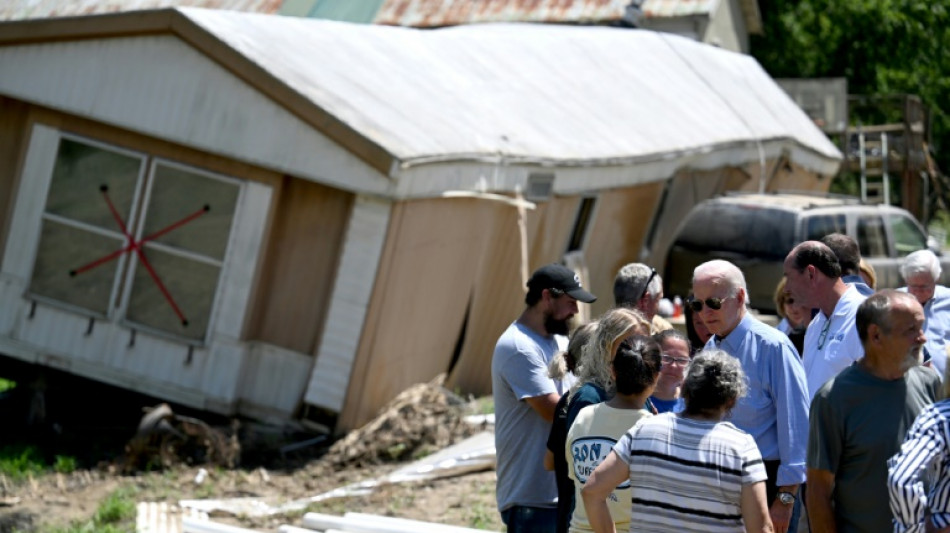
top-left (613, 263), bottom-right (674, 334)
top-left (492, 263), bottom-right (597, 533)
top-left (692, 260), bottom-right (809, 533)
top-left (784, 240), bottom-right (867, 400)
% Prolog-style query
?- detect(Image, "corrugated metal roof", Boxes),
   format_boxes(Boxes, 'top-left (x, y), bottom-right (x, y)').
top-left (170, 9), bottom-right (838, 169)
top-left (374, 0), bottom-right (630, 27)
top-left (642, 0), bottom-right (717, 18)
top-left (0, 0), bottom-right (762, 34)
top-left (0, 0), bottom-right (279, 20)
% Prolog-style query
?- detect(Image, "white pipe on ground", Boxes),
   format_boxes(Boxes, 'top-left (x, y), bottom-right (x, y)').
top-left (302, 512), bottom-right (499, 533)
top-left (277, 526), bottom-right (324, 533)
top-left (345, 512), bottom-right (497, 533)
top-left (182, 516), bottom-right (263, 533)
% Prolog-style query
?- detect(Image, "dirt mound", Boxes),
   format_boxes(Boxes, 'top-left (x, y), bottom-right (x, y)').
top-left (319, 375), bottom-right (482, 469)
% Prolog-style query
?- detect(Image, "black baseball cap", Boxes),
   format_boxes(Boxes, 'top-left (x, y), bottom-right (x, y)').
top-left (527, 264), bottom-right (597, 303)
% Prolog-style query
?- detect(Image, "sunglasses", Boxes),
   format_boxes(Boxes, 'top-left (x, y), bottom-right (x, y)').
top-left (688, 295), bottom-right (734, 312)
top-left (638, 268), bottom-right (658, 301)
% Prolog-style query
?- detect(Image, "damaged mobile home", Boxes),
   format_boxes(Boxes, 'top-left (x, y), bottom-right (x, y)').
top-left (0, 8), bottom-right (840, 431)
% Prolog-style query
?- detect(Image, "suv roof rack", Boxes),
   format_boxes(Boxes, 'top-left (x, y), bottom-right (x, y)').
top-left (773, 189), bottom-right (863, 202)
top-left (722, 190), bottom-right (861, 202)
top-left (717, 190), bottom-right (866, 211)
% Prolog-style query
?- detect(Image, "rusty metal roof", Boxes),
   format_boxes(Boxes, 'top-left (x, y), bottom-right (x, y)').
top-left (0, 0), bottom-right (762, 34)
top-left (374, 0), bottom-right (630, 27)
top-left (372, 0), bottom-right (762, 34)
top-left (642, 0), bottom-right (716, 18)
top-left (0, 0), bottom-right (280, 20)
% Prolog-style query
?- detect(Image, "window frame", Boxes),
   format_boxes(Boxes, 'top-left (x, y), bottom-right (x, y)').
top-left (25, 133), bottom-right (149, 320)
top-left (24, 133), bottom-right (245, 346)
top-left (115, 158), bottom-right (243, 344)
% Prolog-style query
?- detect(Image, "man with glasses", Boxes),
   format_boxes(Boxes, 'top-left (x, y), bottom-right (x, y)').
top-left (899, 249), bottom-right (950, 378)
top-left (692, 259), bottom-right (809, 533)
top-left (784, 240), bottom-right (867, 400)
top-left (492, 263), bottom-right (596, 532)
top-left (613, 263), bottom-right (674, 334)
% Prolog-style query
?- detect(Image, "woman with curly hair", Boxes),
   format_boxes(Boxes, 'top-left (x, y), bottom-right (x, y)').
top-left (583, 349), bottom-right (773, 533)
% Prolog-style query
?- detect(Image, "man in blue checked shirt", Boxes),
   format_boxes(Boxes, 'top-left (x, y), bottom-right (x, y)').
top-left (691, 260), bottom-right (809, 533)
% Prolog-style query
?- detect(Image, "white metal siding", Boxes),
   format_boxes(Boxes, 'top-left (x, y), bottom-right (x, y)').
top-left (304, 195), bottom-right (391, 412)
top-left (239, 342), bottom-right (313, 422)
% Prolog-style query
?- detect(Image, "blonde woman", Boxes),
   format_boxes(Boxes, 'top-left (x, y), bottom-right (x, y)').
top-left (545, 308), bottom-right (651, 533)
top-left (567, 308), bottom-right (652, 427)
top-left (566, 335), bottom-right (661, 532)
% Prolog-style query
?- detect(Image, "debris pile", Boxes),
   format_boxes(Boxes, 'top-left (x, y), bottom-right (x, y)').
top-left (123, 403), bottom-right (241, 472)
top-left (320, 376), bottom-right (483, 469)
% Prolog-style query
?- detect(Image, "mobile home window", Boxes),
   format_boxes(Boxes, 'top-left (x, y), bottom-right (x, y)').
top-left (28, 136), bottom-right (241, 343)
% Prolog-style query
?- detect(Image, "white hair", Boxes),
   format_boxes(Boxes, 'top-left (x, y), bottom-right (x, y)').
top-left (693, 260), bottom-right (748, 301)
top-left (900, 249), bottom-right (941, 281)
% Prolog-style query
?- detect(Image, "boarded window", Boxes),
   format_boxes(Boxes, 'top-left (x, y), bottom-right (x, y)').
top-left (28, 136), bottom-right (241, 343)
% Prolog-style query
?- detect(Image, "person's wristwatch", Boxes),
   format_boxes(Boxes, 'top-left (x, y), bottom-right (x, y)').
top-left (777, 492), bottom-right (796, 505)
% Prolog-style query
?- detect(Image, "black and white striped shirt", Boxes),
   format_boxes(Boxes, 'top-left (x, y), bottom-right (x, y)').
top-left (888, 399), bottom-right (950, 532)
top-left (613, 412), bottom-right (767, 533)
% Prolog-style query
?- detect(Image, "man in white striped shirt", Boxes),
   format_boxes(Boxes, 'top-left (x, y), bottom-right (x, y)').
top-left (888, 366), bottom-right (950, 533)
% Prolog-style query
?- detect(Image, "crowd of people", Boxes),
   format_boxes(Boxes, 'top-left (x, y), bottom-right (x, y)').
top-left (491, 234), bottom-right (950, 533)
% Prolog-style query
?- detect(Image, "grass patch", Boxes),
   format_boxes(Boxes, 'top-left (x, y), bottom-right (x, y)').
top-left (53, 455), bottom-right (78, 474)
top-left (48, 488), bottom-right (138, 533)
top-left (95, 488), bottom-right (137, 524)
top-left (0, 444), bottom-right (45, 481)
top-left (0, 444), bottom-right (81, 481)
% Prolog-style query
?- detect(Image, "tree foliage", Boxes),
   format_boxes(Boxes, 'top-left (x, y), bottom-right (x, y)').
top-left (752, 0), bottom-right (950, 171)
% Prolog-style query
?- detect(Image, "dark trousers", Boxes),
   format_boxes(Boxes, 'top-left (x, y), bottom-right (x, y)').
top-left (764, 459), bottom-right (804, 532)
top-left (501, 506), bottom-right (559, 533)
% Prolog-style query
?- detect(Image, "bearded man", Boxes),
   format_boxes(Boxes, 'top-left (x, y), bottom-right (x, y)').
top-left (808, 290), bottom-right (942, 532)
top-left (492, 263), bottom-right (596, 532)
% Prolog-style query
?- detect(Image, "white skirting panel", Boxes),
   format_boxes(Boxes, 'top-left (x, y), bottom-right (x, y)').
top-left (304, 195), bottom-right (391, 412)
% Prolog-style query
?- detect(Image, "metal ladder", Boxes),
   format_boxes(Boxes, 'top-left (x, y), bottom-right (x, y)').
top-left (856, 129), bottom-right (891, 204)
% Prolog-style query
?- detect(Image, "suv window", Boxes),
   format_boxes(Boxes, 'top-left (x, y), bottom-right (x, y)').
top-left (887, 213), bottom-right (928, 256)
top-left (857, 215), bottom-right (888, 257)
top-left (674, 203), bottom-right (796, 258)
top-left (803, 214), bottom-right (846, 241)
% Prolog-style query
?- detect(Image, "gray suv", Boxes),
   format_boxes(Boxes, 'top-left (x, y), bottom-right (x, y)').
top-left (663, 192), bottom-right (949, 313)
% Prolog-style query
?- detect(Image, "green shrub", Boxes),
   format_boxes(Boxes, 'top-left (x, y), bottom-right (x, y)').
top-left (53, 455), bottom-right (78, 474)
top-left (0, 445), bottom-right (45, 480)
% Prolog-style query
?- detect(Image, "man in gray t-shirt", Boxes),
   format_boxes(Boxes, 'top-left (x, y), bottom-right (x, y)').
top-left (492, 263), bottom-right (595, 532)
top-left (808, 290), bottom-right (942, 532)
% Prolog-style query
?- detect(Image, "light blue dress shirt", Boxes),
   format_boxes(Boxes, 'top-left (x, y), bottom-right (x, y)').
top-left (706, 313), bottom-right (810, 486)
